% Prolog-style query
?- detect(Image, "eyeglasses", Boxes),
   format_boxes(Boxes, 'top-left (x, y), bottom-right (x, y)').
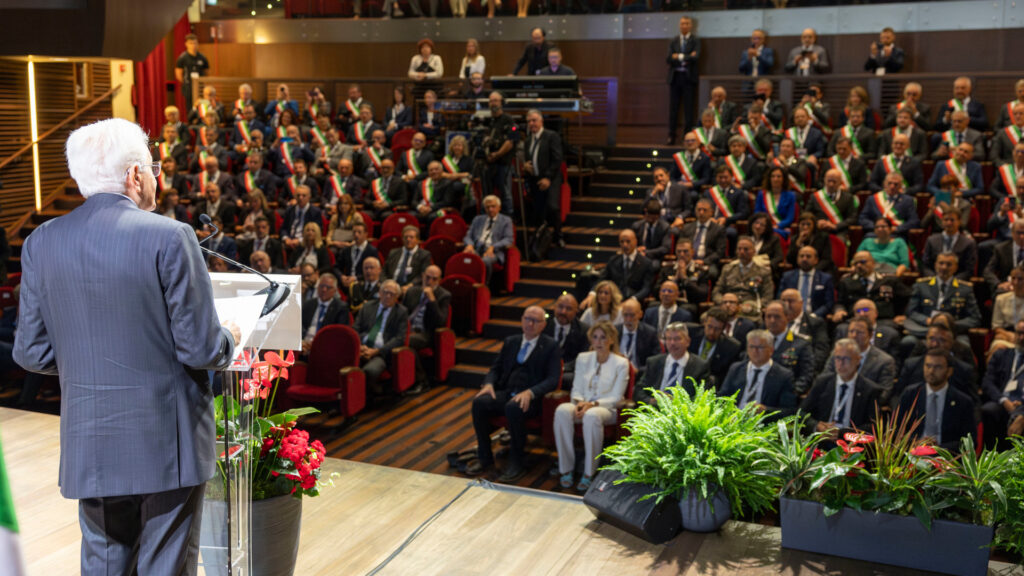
top-left (522, 317), bottom-right (544, 324)
top-left (855, 307), bottom-right (871, 314)
top-left (126, 162), bottom-right (162, 179)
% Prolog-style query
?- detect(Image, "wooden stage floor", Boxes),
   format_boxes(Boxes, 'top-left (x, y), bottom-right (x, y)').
top-left (4, 407), bottom-right (1022, 576)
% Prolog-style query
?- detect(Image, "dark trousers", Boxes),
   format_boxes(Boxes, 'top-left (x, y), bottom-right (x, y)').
top-left (79, 483), bottom-right (206, 576)
top-left (471, 388), bottom-right (542, 467)
top-left (483, 163), bottom-right (513, 216)
top-left (980, 400), bottom-right (1012, 449)
top-left (529, 176), bottom-right (563, 241)
top-left (668, 77), bottom-right (696, 140)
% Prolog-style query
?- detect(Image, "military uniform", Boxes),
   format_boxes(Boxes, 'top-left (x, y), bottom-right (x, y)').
top-left (771, 329), bottom-right (815, 394)
top-left (712, 260), bottom-right (774, 319)
top-left (904, 277), bottom-right (981, 337)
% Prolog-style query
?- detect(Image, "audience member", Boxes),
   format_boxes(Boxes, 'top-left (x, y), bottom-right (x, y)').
top-left (323, 158), bottom-right (365, 209)
top-left (326, 193), bottom-right (365, 253)
top-left (579, 280), bottom-right (623, 327)
top-left (991, 102), bottom-right (1024, 165)
top-left (991, 144), bottom-right (1024, 200)
top-left (990, 268), bottom-right (1024, 356)
top-left (824, 136), bottom-right (870, 191)
top-left (704, 165), bottom-right (750, 238)
top-left (784, 28), bottom-right (830, 76)
top-left (463, 195), bottom-right (514, 284)
top-left (288, 222), bottom-right (330, 273)
top-left (659, 239), bottom-right (711, 310)
top-left (385, 225), bottom-right (432, 293)
top-left (358, 130), bottom-right (391, 180)
top-left (860, 171), bottom-right (921, 237)
top-left (355, 280), bottom-right (410, 396)
top-left (822, 316), bottom-right (897, 399)
top-left (544, 293), bottom-right (590, 387)
top-left (678, 199), bottom-right (726, 272)
top-left (415, 91), bottom-right (445, 141)
top-left (748, 212), bottom-right (784, 270)
top-left (404, 265), bottom-right (451, 393)
top-left (984, 220), bottom-right (1024, 295)
top-left (718, 135), bottom-right (764, 191)
top-left (155, 189), bottom-right (190, 225)
top-left (348, 257), bottom-right (383, 312)
top-left (284, 158), bottom-right (321, 205)
top-left (833, 255), bottom-right (908, 326)
top-left (904, 253), bottom-right (981, 342)
top-left (807, 169), bottom-right (859, 238)
top-left (580, 229), bottom-right (653, 308)
top-left (175, 34), bottom-right (208, 111)
top-left (705, 86), bottom-right (739, 129)
top-left (688, 306), bottom-right (743, 388)
top-left (666, 16), bottom-right (700, 145)
top-left (921, 210), bottom-right (978, 279)
top-left (643, 281), bottom-right (692, 339)
top-left (414, 161), bottom-right (459, 225)
top-left (694, 109), bottom-right (730, 158)
top-left (898, 348), bottom-right (976, 451)
top-left (863, 27), bottom-right (904, 74)
top-left (738, 29), bottom-right (774, 77)
top-left (927, 142), bottom-right (983, 199)
top-left (733, 105), bottom-right (772, 163)
top-left (633, 200), bottom-right (673, 263)
top-left (523, 109), bottom-right (564, 244)
top-left (280, 186), bottom-right (323, 250)
top-left (779, 246), bottom-right (835, 318)
top-left (713, 237), bottom-right (773, 319)
top-left (981, 319), bottom-right (1024, 448)
top-left (301, 273), bottom-right (351, 354)
top-left (858, 218), bottom-right (911, 276)
top-left (617, 299), bottom-right (659, 375)
top-left (718, 329), bottom-right (797, 417)
top-left (748, 78), bottom-right (784, 134)
top-left (878, 109), bottom-right (929, 162)
top-left (365, 158), bottom-right (407, 220)
top-left (647, 166), bottom-right (687, 223)
top-left (770, 138), bottom-right (811, 195)
top-left (801, 338), bottom-right (883, 435)
top-left (932, 111), bottom-right (985, 162)
top-left (672, 132), bottom-right (712, 193)
top-left (384, 86), bottom-right (413, 139)
top-left (779, 288), bottom-right (831, 371)
top-left (935, 76), bottom-right (989, 132)
top-left (755, 166), bottom-right (798, 238)
top-left (885, 82), bottom-right (930, 129)
top-left (191, 182), bottom-right (236, 230)
top-left (762, 301), bottom-right (814, 394)
top-left (830, 107), bottom-right (876, 161)
top-left (155, 123), bottom-right (189, 169)
top-left (512, 28), bottom-right (553, 76)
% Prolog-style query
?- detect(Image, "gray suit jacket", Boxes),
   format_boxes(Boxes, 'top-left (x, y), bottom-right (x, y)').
top-left (464, 214), bottom-right (515, 264)
top-left (822, 346), bottom-right (897, 398)
top-left (14, 193), bottom-right (234, 499)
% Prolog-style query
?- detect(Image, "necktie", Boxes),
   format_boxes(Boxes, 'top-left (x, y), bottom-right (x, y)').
top-left (695, 224), bottom-right (706, 258)
top-left (625, 332), bottom-right (635, 363)
top-left (925, 393), bottom-right (940, 439)
top-left (413, 293), bottom-right (428, 331)
top-left (943, 235), bottom-right (953, 253)
top-left (834, 383), bottom-right (850, 425)
top-left (939, 283), bottom-right (949, 308)
top-left (700, 339), bottom-right (713, 359)
top-left (396, 250), bottom-right (410, 284)
top-left (659, 309), bottom-right (670, 335)
top-left (800, 273), bottom-right (812, 310)
top-left (292, 207), bottom-right (305, 237)
top-left (624, 255), bottom-right (631, 276)
top-left (316, 302), bottom-right (328, 331)
top-left (645, 224), bottom-right (655, 249)
top-left (530, 135), bottom-right (540, 168)
top-left (256, 237), bottom-right (264, 252)
top-left (365, 307), bottom-right (385, 346)
top-left (481, 218), bottom-right (495, 248)
top-left (517, 340), bottom-right (532, 364)
top-left (956, 132), bottom-right (962, 145)
top-left (351, 246), bottom-right (362, 276)
top-left (744, 369), bottom-right (763, 405)
top-left (555, 325), bottom-right (564, 346)
top-left (663, 361), bottom-right (679, 390)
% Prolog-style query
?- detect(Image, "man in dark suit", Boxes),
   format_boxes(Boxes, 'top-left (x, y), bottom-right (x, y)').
top-left (354, 280), bottom-right (409, 396)
top-left (671, 132), bottom-right (712, 192)
top-left (738, 29), bottom-right (774, 77)
top-left (280, 185), bottom-right (323, 253)
top-left (834, 298), bottom-right (902, 356)
top-left (833, 253), bottom-right (910, 328)
top-left (747, 79), bottom-right (785, 134)
top-left (932, 111), bottom-right (986, 162)
top-left (647, 167), bottom-right (689, 224)
top-left (239, 215), bottom-right (284, 270)
top-left (404, 265), bottom-right (451, 393)
top-left (13, 118), bottom-right (239, 575)
top-left (705, 86), bottom-right (740, 129)
top-left (904, 253), bottom-right (981, 340)
top-left (927, 142), bottom-right (984, 199)
top-left (191, 182), bottom-right (237, 231)
top-left (800, 338), bottom-right (883, 434)
top-left (717, 137), bottom-right (764, 192)
top-left (666, 16), bottom-right (700, 145)
top-left (980, 320), bottom-right (1024, 448)
top-left (807, 168), bottom-right (860, 239)
top-left (718, 292), bottom-right (758, 343)
top-left (643, 281), bottom-right (693, 339)
top-left (347, 256), bottom-right (382, 313)
top-left (635, 322), bottom-right (712, 405)
top-left (688, 306), bottom-right (744, 389)
top-left (414, 161), bottom-right (459, 226)
top-left (235, 151), bottom-right (282, 202)
top-left (679, 199), bottom-right (727, 272)
top-left (822, 137), bottom-right (869, 192)
top-left (787, 107), bottom-right (827, 162)
top-left (827, 109), bottom-right (876, 162)
top-left (385, 225), bottom-right (432, 293)
top-left (191, 155), bottom-right (237, 203)
top-left (321, 158), bottom-right (364, 209)
top-left (581, 229), bottom-right (654, 307)
top-left (718, 329), bottom-right (797, 418)
top-left (512, 28), bottom-right (553, 76)
top-left (301, 273), bottom-right (351, 354)
top-left (464, 195), bottom-right (516, 285)
top-left (921, 210), bottom-right (978, 279)
top-left (894, 324), bottom-right (979, 406)
top-left (396, 132), bottom-right (435, 189)
top-left (934, 77), bottom-right (989, 132)
top-left (695, 108), bottom-right (731, 158)
top-left (991, 103), bottom-right (1024, 165)
top-left (154, 124), bottom-right (190, 170)
top-left (777, 246), bottom-right (835, 319)
top-left (864, 28), bottom-right (904, 73)
top-left (885, 82), bottom-right (931, 130)
top-left (983, 219), bottom-right (1024, 295)
top-left (634, 200), bottom-right (674, 263)
top-left (618, 299), bottom-right (660, 376)
top-left (346, 103), bottom-right (384, 148)
top-left (467, 306), bottom-right (561, 482)
top-left (868, 133), bottom-right (924, 195)
top-left (703, 166), bottom-right (751, 241)
top-left (200, 216), bottom-right (239, 265)
top-left (249, 250), bottom-right (286, 275)
top-left (822, 316), bottom-right (897, 402)
top-left (763, 301), bottom-right (815, 394)
top-left (859, 171), bottom-right (921, 237)
top-left (266, 125), bottom-right (316, 178)
top-left (364, 158), bottom-right (407, 220)
top-left (229, 104), bottom-right (268, 168)
top-left (156, 156), bottom-right (191, 202)
top-left (188, 127), bottom-right (230, 175)
top-left (337, 221), bottom-right (378, 287)
top-left (898, 348), bottom-right (977, 452)
top-left (544, 294), bottom-right (590, 388)
top-left (779, 288), bottom-right (831, 371)
top-left (877, 109), bottom-right (929, 162)
top-left (523, 109), bottom-right (564, 244)
top-left (659, 239), bottom-right (712, 311)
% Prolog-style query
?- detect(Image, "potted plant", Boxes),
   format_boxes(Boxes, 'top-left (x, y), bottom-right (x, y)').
top-left (766, 409), bottom-right (1012, 576)
top-left (203, 351), bottom-right (329, 576)
top-left (600, 384), bottom-right (782, 533)
top-left (995, 437), bottom-right (1024, 557)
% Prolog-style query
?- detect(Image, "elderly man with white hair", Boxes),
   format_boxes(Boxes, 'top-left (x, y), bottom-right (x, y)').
top-left (13, 118), bottom-right (240, 575)
top-left (463, 195), bottom-right (515, 285)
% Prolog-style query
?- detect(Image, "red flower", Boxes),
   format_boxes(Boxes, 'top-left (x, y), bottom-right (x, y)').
top-left (265, 350), bottom-right (294, 381)
top-left (809, 448), bottom-right (824, 461)
top-left (910, 445), bottom-right (937, 457)
top-left (836, 440), bottom-right (864, 455)
top-left (843, 432), bottom-right (875, 444)
top-left (260, 437), bottom-right (276, 457)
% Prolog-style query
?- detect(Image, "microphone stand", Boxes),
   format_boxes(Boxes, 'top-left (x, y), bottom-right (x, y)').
top-left (198, 214), bottom-right (290, 317)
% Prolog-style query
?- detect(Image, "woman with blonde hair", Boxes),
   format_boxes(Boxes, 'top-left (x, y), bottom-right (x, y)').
top-left (237, 188), bottom-right (273, 240)
top-left (459, 39), bottom-right (486, 76)
top-left (838, 85), bottom-right (875, 128)
top-left (288, 221), bottom-right (330, 272)
top-left (553, 321), bottom-right (629, 492)
top-left (327, 193), bottom-right (365, 251)
top-left (580, 280), bottom-right (623, 327)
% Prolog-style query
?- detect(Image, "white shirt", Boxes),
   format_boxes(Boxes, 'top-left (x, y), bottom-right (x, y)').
top-left (369, 303), bottom-right (394, 349)
top-left (831, 374), bottom-right (857, 427)
top-left (459, 55), bottom-right (486, 79)
top-left (518, 334), bottom-right (539, 363)
top-left (741, 360), bottom-right (772, 408)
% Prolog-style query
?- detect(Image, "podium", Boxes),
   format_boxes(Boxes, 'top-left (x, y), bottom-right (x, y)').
top-left (199, 272), bottom-right (303, 576)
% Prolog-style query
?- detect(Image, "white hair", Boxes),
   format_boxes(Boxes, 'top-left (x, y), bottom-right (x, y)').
top-left (66, 118), bottom-right (151, 198)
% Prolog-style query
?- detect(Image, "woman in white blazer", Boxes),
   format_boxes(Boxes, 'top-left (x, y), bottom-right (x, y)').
top-left (554, 320), bottom-right (630, 492)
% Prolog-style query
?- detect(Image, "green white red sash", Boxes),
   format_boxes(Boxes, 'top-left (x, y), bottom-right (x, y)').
top-left (158, 142), bottom-right (171, 160)
top-left (198, 150), bottom-right (209, 167)
top-left (708, 185), bottom-right (734, 217)
top-left (840, 125), bottom-right (864, 157)
top-left (370, 178), bottom-right (390, 203)
top-left (286, 177), bottom-right (298, 198)
top-left (945, 158), bottom-right (971, 189)
top-left (158, 175), bottom-right (171, 193)
top-left (310, 126), bottom-right (327, 147)
top-left (803, 103), bottom-right (831, 136)
top-left (772, 158), bottom-right (805, 193)
top-left (948, 98), bottom-right (965, 112)
top-left (354, 121), bottom-right (371, 145)
top-left (999, 163), bottom-right (1020, 196)
top-left (441, 154), bottom-right (460, 174)
top-left (828, 156), bottom-right (853, 190)
top-left (1007, 101), bottom-right (1022, 123)
top-left (872, 192), bottom-right (904, 227)
top-left (197, 101), bottom-right (210, 120)
top-left (1005, 125), bottom-right (1023, 146)
top-left (941, 130), bottom-right (958, 149)
top-left (812, 189), bottom-right (842, 225)
top-left (279, 143), bottom-right (295, 173)
top-left (405, 149), bottom-right (423, 175)
top-left (368, 147), bottom-right (385, 172)
top-left (692, 128), bottom-right (712, 156)
top-left (234, 98), bottom-right (245, 113)
top-left (897, 100), bottom-right (910, 111)
top-left (307, 102), bottom-right (319, 120)
top-left (763, 191), bottom-right (784, 227)
top-left (243, 171), bottom-right (256, 194)
top-left (275, 126), bottom-right (286, 141)
top-left (725, 155), bottom-right (746, 187)
top-left (275, 100), bottom-right (287, 115)
top-left (236, 121), bottom-right (253, 145)
top-left (737, 124), bottom-right (765, 159)
top-left (672, 151), bottom-right (697, 184)
top-left (760, 106), bottom-right (782, 134)
top-left (710, 106), bottom-right (722, 128)
top-left (785, 126), bottom-right (805, 150)
top-left (345, 100), bottom-right (359, 117)
top-left (420, 179), bottom-right (436, 205)
top-left (199, 172), bottom-right (210, 197)
top-left (199, 127), bottom-right (211, 148)
top-left (881, 154), bottom-right (908, 187)
top-left (327, 174), bottom-right (344, 199)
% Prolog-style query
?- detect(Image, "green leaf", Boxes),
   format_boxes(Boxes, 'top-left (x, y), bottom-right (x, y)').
top-left (911, 497), bottom-right (932, 531)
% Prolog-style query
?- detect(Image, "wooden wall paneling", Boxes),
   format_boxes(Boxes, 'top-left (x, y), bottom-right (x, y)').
top-left (252, 43), bottom-right (317, 78)
top-left (209, 43), bottom-right (253, 78)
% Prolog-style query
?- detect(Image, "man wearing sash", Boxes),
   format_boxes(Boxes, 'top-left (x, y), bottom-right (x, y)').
top-left (302, 87), bottom-right (331, 127)
top-left (347, 104), bottom-right (383, 150)
top-left (808, 168), bottom-right (859, 238)
top-left (786, 107), bottom-right (826, 167)
top-left (717, 136), bottom-right (763, 192)
top-left (415, 161), bottom-right (458, 225)
top-left (312, 128), bottom-right (355, 184)
top-left (932, 110), bottom-right (985, 162)
top-left (695, 108), bottom-right (730, 158)
top-left (884, 82), bottom-right (932, 130)
top-left (731, 105), bottom-right (772, 163)
top-left (784, 28), bottom-right (830, 77)
top-left (188, 85), bottom-right (225, 127)
top-left (230, 104), bottom-right (268, 170)
top-left (191, 155), bottom-right (236, 203)
top-left (827, 107), bottom-right (876, 161)
top-left (996, 80), bottom-right (1024, 129)
top-left (795, 83), bottom-right (831, 137)
top-left (153, 123), bottom-right (188, 170)
top-left (860, 171), bottom-right (920, 237)
top-left (188, 126), bottom-right (228, 174)
top-left (231, 83), bottom-right (258, 123)
top-left (713, 237), bottom-right (774, 319)
top-left (991, 143), bottom-right (1024, 201)
top-left (398, 131), bottom-right (435, 188)
top-left (904, 253), bottom-right (981, 341)
top-left (163, 105), bottom-right (191, 146)
top-left (671, 133), bottom-right (712, 192)
top-left (263, 83), bottom-right (298, 129)
top-left (703, 165), bottom-right (750, 241)
top-left (935, 77), bottom-right (989, 132)
top-left (746, 79), bottom-right (785, 138)
top-left (991, 103), bottom-right (1024, 165)
top-left (980, 319), bottom-right (1024, 448)
top-left (307, 111), bottom-right (338, 157)
top-left (771, 138), bottom-right (811, 194)
top-left (235, 151), bottom-right (282, 204)
top-left (646, 166), bottom-right (688, 224)
top-left (869, 133), bottom-right (924, 195)
top-left (322, 158), bottom-right (364, 209)
top-left (156, 156), bottom-right (189, 200)
top-left (878, 108), bottom-right (928, 162)
top-left (922, 210), bottom-right (977, 281)
top-left (679, 199), bottom-right (727, 276)
top-left (705, 86), bottom-right (738, 130)
top-left (927, 142), bottom-right (983, 199)
top-left (464, 195), bottom-right (515, 284)
top-left (288, 158), bottom-right (322, 208)
top-left (359, 129), bottom-right (392, 180)
top-left (267, 124), bottom-right (314, 179)
top-left (822, 137), bottom-right (868, 193)
top-left (365, 158), bottom-right (407, 220)
top-left (336, 84), bottom-right (364, 134)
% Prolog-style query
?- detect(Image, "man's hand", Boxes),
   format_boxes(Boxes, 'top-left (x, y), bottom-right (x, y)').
top-left (1002, 398), bottom-right (1022, 413)
top-left (483, 247), bottom-right (495, 259)
top-left (1010, 414), bottom-right (1024, 437)
top-left (818, 219), bottom-right (835, 231)
top-left (476, 383), bottom-right (496, 399)
top-left (423, 286), bottom-right (435, 301)
top-left (463, 244), bottom-right (476, 254)
top-left (523, 161), bottom-right (535, 175)
top-left (747, 47), bottom-right (758, 58)
top-left (360, 346), bottom-right (379, 360)
top-left (222, 321), bottom-right (242, 346)
top-left (538, 178), bottom-right (551, 191)
top-left (512, 389), bottom-right (534, 411)
top-left (637, 246), bottom-right (648, 256)
top-left (832, 309), bottom-right (848, 323)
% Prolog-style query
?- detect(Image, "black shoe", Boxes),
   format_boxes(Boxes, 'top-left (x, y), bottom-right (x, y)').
top-left (465, 459), bottom-right (492, 476)
top-left (497, 463), bottom-right (527, 483)
top-left (406, 383), bottom-right (428, 395)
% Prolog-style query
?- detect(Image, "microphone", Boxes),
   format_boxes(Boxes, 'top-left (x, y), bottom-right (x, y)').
top-left (198, 213), bottom-right (291, 317)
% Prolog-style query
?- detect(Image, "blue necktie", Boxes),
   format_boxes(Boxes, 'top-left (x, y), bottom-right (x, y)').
top-left (625, 333), bottom-right (635, 363)
top-left (517, 341), bottom-right (531, 364)
top-left (316, 302), bottom-right (328, 331)
top-left (801, 273), bottom-right (812, 312)
top-left (663, 361), bottom-right (679, 390)
top-left (834, 383), bottom-right (849, 425)
top-left (396, 250), bottom-right (410, 284)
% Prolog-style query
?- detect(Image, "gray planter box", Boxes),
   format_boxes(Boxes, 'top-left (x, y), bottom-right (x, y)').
top-left (780, 497), bottom-right (994, 576)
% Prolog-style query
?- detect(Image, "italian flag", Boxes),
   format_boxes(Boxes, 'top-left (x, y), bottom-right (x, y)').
top-left (0, 436), bottom-right (25, 575)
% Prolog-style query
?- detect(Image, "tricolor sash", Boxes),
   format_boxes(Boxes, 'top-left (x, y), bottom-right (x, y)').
top-left (710, 106), bottom-right (722, 128)
top-left (1007, 101), bottom-right (1022, 123)
top-left (310, 126), bottom-right (327, 147)
top-left (872, 192), bottom-right (904, 227)
top-left (275, 100), bottom-right (286, 115)
top-left (760, 107), bottom-right (782, 134)
top-left (236, 121), bottom-right (253, 145)
top-left (840, 125), bottom-right (864, 157)
top-left (354, 121), bottom-right (371, 145)
top-left (803, 103), bottom-right (831, 136)
top-left (243, 171), bottom-right (257, 194)
top-left (948, 98), bottom-right (965, 113)
top-left (235, 98), bottom-right (247, 114)
top-left (881, 154), bottom-right (908, 187)
top-left (370, 178), bottom-right (390, 203)
top-left (812, 190), bottom-right (842, 225)
top-left (828, 156), bottom-right (853, 190)
top-left (198, 150), bottom-right (210, 168)
top-left (441, 154), bottom-right (460, 175)
top-left (307, 102), bottom-right (319, 120)
top-left (327, 174), bottom-right (344, 199)
top-left (286, 177), bottom-right (298, 198)
top-left (1005, 125), bottom-right (1023, 146)
top-left (405, 149), bottom-right (423, 175)
top-left (199, 127), bottom-right (211, 148)
top-left (279, 143), bottom-right (296, 174)
top-left (672, 151), bottom-right (697, 184)
top-left (420, 179), bottom-right (436, 205)
top-left (198, 102), bottom-right (210, 120)
top-left (275, 126), bottom-right (286, 141)
top-left (785, 126), bottom-right (804, 150)
top-left (772, 158), bottom-right (805, 193)
top-left (692, 128), bottom-right (712, 156)
top-left (157, 142), bottom-right (171, 161)
top-left (345, 100), bottom-right (359, 117)
top-left (945, 158), bottom-right (971, 189)
top-left (763, 191), bottom-right (784, 227)
top-left (725, 155), bottom-right (746, 187)
top-left (708, 185), bottom-right (734, 217)
top-left (941, 130), bottom-right (958, 149)
top-left (999, 163), bottom-right (1020, 196)
top-left (199, 173), bottom-right (210, 198)
top-left (368, 147), bottom-right (386, 173)
top-left (737, 124), bottom-right (765, 159)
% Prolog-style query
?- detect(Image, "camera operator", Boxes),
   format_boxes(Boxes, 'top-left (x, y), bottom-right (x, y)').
top-left (479, 91), bottom-right (517, 216)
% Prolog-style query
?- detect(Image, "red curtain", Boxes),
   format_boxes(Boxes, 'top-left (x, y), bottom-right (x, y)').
top-left (171, 14), bottom-right (191, 113)
top-left (132, 13), bottom-right (191, 137)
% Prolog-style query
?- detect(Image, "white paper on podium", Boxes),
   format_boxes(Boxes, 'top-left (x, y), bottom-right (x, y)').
top-left (213, 295), bottom-right (265, 370)
top-left (208, 272), bottom-right (303, 353)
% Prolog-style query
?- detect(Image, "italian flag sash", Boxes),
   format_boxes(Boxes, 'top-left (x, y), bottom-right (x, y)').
top-left (999, 163), bottom-right (1019, 195)
top-left (772, 158), bottom-right (805, 193)
top-left (672, 152), bottom-right (697, 184)
top-left (199, 172), bottom-right (210, 197)
top-left (1007, 101), bottom-right (1022, 123)
top-left (948, 98), bottom-right (965, 112)
top-left (941, 130), bottom-right (958, 148)
top-left (370, 178), bottom-right (390, 203)
top-left (345, 99), bottom-right (359, 117)
top-left (710, 106), bottom-right (722, 128)
top-left (275, 126), bottom-right (286, 141)
top-left (840, 125), bottom-right (864, 157)
top-left (236, 121), bottom-right (253, 144)
top-left (692, 128), bottom-right (712, 156)
top-left (420, 179), bottom-right (436, 205)
top-left (158, 175), bottom-right (171, 192)
top-left (244, 171), bottom-right (257, 194)
top-left (405, 149), bottom-right (422, 175)
top-left (812, 190), bottom-right (842, 225)
top-left (828, 156), bottom-right (853, 190)
top-left (234, 98), bottom-right (245, 113)
top-left (354, 121), bottom-right (371, 145)
top-left (310, 126), bottom-right (327, 147)
top-left (327, 174), bottom-right (344, 199)
top-left (725, 155), bottom-right (746, 187)
top-left (763, 191), bottom-right (784, 227)
top-left (737, 124), bottom-right (765, 159)
top-left (199, 127), bottom-right (211, 148)
top-left (881, 154), bottom-right (908, 187)
top-left (1005, 125), bottom-right (1023, 146)
top-left (891, 127), bottom-right (912, 142)
top-left (441, 154), bottom-right (460, 174)
top-left (286, 177), bottom-right (300, 198)
top-left (803, 103), bottom-right (831, 135)
top-left (157, 142), bottom-right (171, 160)
top-left (368, 147), bottom-right (385, 172)
top-left (276, 100), bottom-right (287, 115)
top-left (897, 100), bottom-right (910, 111)
top-left (198, 150), bottom-right (209, 167)
top-left (197, 102), bottom-right (210, 120)
top-left (945, 158), bottom-right (971, 189)
top-left (279, 143), bottom-right (295, 174)
top-left (872, 192), bottom-right (904, 227)
top-left (785, 126), bottom-right (804, 149)
top-left (708, 185), bottom-right (734, 217)
top-left (307, 102), bottom-right (319, 120)
top-left (760, 107), bottom-right (782, 134)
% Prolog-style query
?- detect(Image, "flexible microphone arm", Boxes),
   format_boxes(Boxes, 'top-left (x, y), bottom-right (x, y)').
top-left (198, 213), bottom-right (291, 317)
